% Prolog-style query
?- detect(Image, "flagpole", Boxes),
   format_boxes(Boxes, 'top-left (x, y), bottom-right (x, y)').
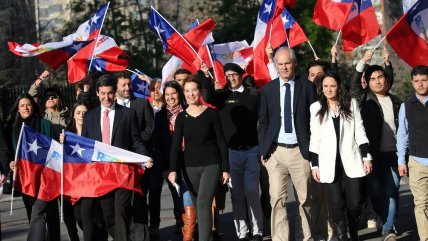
top-left (307, 41), bottom-right (319, 59)
top-left (151, 6), bottom-right (205, 63)
top-left (372, 35), bottom-right (387, 52)
top-left (60, 130), bottom-right (64, 223)
top-left (287, 38), bottom-right (290, 48)
top-left (126, 69), bottom-right (139, 75)
top-left (10, 123), bottom-right (25, 215)
top-left (335, 29), bottom-right (342, 46)
top-left (87, 2), bottom-right (111, 74)
top-left (194, 19), bottom-right (215, 79)
top-left (206, 45), bottom-right (219, 83)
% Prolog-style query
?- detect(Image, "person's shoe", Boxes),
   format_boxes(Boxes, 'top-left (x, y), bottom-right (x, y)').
top-left (382, 232), bottom-right (397, 241)
top-left (252, 234), bottom-right (263, 241)
top-left (367, 219), bottom-right (377, 229)
top-left (210, 230), bottom-right (221, 241)
top-left (238, 233), bottom-right (251, 241)
top-left (149, 225), bottom-right (160, 240)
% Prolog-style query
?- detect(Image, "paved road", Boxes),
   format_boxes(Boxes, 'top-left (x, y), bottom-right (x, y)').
top-left (1, 177), bottom-right (419, 240)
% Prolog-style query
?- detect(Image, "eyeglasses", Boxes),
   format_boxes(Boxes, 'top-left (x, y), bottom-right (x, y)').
top-left (46, 95), bottom-right (59, 100)
top-left (225, 73), bottom-right (240, 79)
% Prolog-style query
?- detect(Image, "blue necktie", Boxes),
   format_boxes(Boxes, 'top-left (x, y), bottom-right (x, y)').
top-left (284, 83), bottom-right (292, 133)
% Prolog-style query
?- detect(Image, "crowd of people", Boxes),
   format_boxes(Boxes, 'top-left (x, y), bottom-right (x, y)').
top-left (0, 44), bottom-right (427, 241)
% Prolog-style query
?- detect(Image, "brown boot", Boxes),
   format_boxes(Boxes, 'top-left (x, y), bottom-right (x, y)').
top-left (182, 206), bottom-right (196, 241)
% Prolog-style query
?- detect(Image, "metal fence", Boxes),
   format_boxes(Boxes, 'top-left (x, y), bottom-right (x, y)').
top-left (0, 85), bottom-right (76, 121)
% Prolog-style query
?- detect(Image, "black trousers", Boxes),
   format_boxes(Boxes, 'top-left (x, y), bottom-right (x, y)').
top-left (323, 159), bottom-right (365, 238)
top-left (23, 197), bottom-right (60, 241)
top-left (259, 165), bottom-right (271, 218)
top-left (185, 164), bottom-right (221, 241)
top-left (63, 200), bottom-right (80, 241)
top-left (81, 189), bottom-right (133, 241)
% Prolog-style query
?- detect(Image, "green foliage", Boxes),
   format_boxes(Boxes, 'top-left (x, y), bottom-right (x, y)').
top-left (288, 0), bottom-right (334, 75)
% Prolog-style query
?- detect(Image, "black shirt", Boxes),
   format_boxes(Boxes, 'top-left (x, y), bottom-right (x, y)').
top-left (170, 108), bottom-right (229, 172)
top-left (211, 88), bottom-right (259, 148)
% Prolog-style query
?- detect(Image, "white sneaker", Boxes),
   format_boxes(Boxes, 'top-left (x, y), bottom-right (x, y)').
top-left (367, 219), bottom-right (377, 229)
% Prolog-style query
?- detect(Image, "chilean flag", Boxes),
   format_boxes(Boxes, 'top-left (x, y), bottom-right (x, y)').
top-left (131, 70), bottom-right (151, 99)
top-left (342, 0), bottom-right (381, 52)
top-left (386, 0), bottom-right (428, 67)
top-left (251, 0), bottom-right (285, 85)
top-left (8, 40), bottom-right (92, 69)
top-left (16, 125), bottom-right (62, 202)
top-left (63, 131), bottom-right (150, 199)
top-left (65, 3), bottom-right (111, 82)
top-left (312, 0), bottom-right (354, 30)
top-left (67, 35), bottom-right (128, 83)
top-left (148, 7), bottom-right (215, 66)
top-left (271, 8), bottom-right (308, 49)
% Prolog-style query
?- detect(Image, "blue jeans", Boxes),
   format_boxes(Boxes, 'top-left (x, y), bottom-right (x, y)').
top-left (367, 152), bottom-right (400, 233)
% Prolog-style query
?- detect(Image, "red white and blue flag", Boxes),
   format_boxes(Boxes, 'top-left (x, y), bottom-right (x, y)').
top-left (312, 0), bottom-right (354, 30)
top-left (63, 131), bottom-right (151, 199)
top-left (66, 4), bottom-right (114, 83)
top-left (211, 41), bottom-right (252, 66)
top-left (131, 69), bottom-right (151, 99)
top-left (271, 8), bottom-right (308, 49)
top-left (148, 7), bottom-right (215, 66)
top-left (251, 0), bottom-right (285, 85)
top-left (403, 0), bottom-right (419, 13)
top-left (8, 40), bottom-right (93, 70)
top-left (386, 0), bottom-right (428, 67)
top-left (67, 35), bottom-right (128, 83)
top-left (16, 125), bottom-right (62, 202)
top-left (342, 0), bottom-right (380, 51)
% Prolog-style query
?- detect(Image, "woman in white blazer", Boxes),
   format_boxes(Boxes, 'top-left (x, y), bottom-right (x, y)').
top-left (309, 71), bottom-right (373, 241)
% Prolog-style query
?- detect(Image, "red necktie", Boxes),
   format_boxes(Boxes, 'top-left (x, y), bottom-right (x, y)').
top-left (102, 109), bottom-right (110, 144)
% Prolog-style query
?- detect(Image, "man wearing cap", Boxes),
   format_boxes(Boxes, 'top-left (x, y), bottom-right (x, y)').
top-left (208, 63), bottom-right (263, 241)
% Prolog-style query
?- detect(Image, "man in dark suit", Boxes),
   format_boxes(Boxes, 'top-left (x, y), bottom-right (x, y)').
top-left (81, 75), bottom-right (151, 241)
top-left (258, 47), bottom-right (316, 241)
top-left (113, 71), bottom-right (157, 241)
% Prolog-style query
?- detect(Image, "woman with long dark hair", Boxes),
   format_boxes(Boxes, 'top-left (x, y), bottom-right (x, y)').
top-left (169, 77), bottom-right (229, 241)
top-left (152, 80), bottom-right (198, 241)
top-left (309, 71), bottom-right (373, 241)
top-left (6, 93), bottom-right (60, 241)
top-left (60, 101), bottom-right (89, 241)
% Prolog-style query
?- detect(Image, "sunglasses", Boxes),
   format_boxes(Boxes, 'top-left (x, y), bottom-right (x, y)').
top-left (45, 95), bottom-right (59, 100)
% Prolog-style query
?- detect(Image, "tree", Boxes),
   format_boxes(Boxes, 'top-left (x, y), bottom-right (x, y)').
top-left (0, 0), bottom-right (38, 87)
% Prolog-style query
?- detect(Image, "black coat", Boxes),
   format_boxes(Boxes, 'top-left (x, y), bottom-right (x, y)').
top-left (81, 104), bottom-right (148, 156)
top-left (351, 65), bottom-right (402, 161)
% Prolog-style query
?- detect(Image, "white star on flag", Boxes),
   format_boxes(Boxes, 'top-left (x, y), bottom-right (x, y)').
top-left (154, 24), bottom-right (166, 38)
top-left (69, 143), bottom-right (85, 157)
top-left (263, 3), bottom-right (272, 15)
top-left (136, 82), bottom-right (147, 92)
top-left (71, 43), bottom-right (83, 51)
top-left (95, 65), bottom-right (102, 72)
top-left (27, 139), bottom-right (42, 155)
top-left (91, 13), bottom-right (100, 25)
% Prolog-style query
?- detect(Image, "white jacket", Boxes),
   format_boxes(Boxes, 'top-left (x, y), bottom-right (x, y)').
top-left (309, 99), bottom-right (369, 183)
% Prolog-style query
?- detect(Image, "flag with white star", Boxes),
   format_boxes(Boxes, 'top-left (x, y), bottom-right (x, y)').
top-left (62, 131), bottom-right (150, 198)
top-left (7, 40), bottom-right (93, 70)
top-left (16, 125), bottom-right (62, 201)
top-left (131, 70), bottom-right (151, 99)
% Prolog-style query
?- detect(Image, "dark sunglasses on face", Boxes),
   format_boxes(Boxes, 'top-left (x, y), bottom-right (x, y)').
top-left (45, 95), bottom-right (59, 100)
